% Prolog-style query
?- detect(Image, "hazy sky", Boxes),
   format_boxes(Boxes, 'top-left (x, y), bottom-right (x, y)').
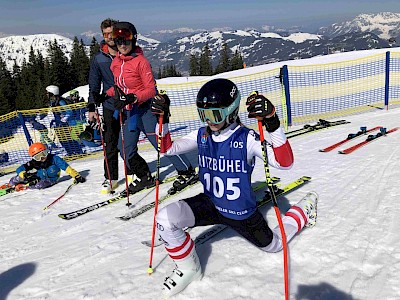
top-left (1, 0), bottom-right (400, 36)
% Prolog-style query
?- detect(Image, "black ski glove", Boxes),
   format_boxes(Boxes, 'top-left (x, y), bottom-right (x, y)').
top-left (25, 173), bottom-right (40, 186)
top-left (151, 92), bottom-right (170, 123)
top-left (87, 103), bottom-right (96, 112)
top-left (88, 115), bottom-right (104, 131)
top-left (92, 92), bottom-right (107, 106)
top-left (74, 174), bottom-right (86, 183)
top-left (113, 85), bottom-right (138, 111)
top-left (246, 91), bottom-right (280, 132)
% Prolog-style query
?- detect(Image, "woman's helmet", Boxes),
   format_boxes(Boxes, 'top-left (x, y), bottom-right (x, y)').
top-left (196, 78), bottom-right (241, 125)
top-left (112, 22), bottom-right (137, 46)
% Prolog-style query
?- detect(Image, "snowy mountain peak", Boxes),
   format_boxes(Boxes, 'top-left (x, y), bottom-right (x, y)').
top-left (0, 34), bottom-right (76, 70)
top-left (0, 33), bottom-right (160, 71)
top-left (319, 12), bottom-right (400, 39)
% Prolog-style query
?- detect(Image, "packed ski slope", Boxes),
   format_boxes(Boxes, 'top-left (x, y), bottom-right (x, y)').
top-left (1, 104), bottom-right (399, 300)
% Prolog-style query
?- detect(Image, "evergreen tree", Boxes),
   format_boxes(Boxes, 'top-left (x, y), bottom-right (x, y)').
top-left (15, 59), bottom-right (35, 109)
top-left (89, 37), bottom-right (100, 60)
top-left (158, 64), bottom-right (182, 79)
top-left (230, 49), bottom-right (244, 71)
top-left (0, 57), bottom-right (16, 115)
top-left (189, 53), bottom-right (199, 76)
top-left (28, 47), bottom-right (47, 107)
top-left (161, 65), bottom-right (167, 78)
top-left (14, 47), bottom-right (53, 109)
top-left (70, 37), bottom-right (90, 87)
top-left (46, 39), bottom-right (73, 95)
top-left (214, 43), bottom-right (231, 74)
top-left (157, 67), bottom-right (162, 79)
top-left (199, 44), bottom-right (213, 75)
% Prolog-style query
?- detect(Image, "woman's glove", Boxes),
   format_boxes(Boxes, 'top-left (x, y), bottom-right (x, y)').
top-left (151, 92), bottom-right (170, 123)
top-left (113, 86), bottom-right (137, 110)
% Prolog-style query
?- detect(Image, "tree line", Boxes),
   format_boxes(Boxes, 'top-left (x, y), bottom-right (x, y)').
top-left (0, 37), bottom-right (97, 116)
top-left (189, 43), bottom-right (244, 76)
top-left (0, 38), bottom-right (243, 116)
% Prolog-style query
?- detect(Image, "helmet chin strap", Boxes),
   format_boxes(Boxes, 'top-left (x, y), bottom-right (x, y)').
top-left (214, 117), bottom-right (239, 136)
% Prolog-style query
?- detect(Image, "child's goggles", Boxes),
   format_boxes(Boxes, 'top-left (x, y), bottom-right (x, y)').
top-left (197, 96), bottom-right (240, 124)
top-left (33, 149), bottom-right (48, 161)
top-left (197, 108), bottom-right (228, 124)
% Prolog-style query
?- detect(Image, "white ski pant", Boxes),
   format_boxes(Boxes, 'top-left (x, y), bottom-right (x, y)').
top-left (156, 199), bottom-right (303, 253)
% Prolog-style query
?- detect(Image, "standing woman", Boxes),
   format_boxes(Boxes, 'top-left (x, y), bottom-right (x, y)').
top-left (106, 22), bottom-right (198, 195)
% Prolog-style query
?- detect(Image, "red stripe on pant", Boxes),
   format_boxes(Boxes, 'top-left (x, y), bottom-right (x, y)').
top-left (166, 232), bottom-right (194, 260)
top-left (285, 206), bottom-right (307, 232)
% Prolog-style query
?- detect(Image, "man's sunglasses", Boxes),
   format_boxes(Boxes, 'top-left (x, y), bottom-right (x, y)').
top-left (102, 32), bottom-right (113, 38)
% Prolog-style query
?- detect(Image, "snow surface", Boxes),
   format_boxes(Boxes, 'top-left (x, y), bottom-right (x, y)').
top-left (1, 52), bottom-right (400, 300)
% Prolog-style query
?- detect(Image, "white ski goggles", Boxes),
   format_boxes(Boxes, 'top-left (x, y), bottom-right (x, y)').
top-left (33, 149), bottom-right (48, 161)
top-left (197, 96), bottom-right (241, 124)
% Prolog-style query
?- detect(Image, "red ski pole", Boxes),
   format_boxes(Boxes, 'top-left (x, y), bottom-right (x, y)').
top-left (147, 114), bottom-right (163, 275)
top-left (257, 120), bottom-right (289, 300)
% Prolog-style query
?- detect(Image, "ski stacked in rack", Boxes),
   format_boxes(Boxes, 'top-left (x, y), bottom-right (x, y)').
top-left (319, 126), bottom-right (382, 152)
top-left (58, 173), bottom-right (188, 220)
top-left (119, 177), bottom-right (281, 221)
top-left (338, 127), bottom-right (399, 154)
top-left (141, 176), bottom-right (311, 247)
top-left (286, 119), bottom-right (350, 139)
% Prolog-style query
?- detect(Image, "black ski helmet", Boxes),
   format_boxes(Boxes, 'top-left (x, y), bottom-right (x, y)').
top-left (113, 21), bottom-right (138, 46)
top-left (196, 78), bottom-right (241, 124)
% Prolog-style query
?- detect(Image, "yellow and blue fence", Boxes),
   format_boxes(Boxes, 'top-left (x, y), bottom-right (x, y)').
top-left (1, 51), bottom-right (399, 174)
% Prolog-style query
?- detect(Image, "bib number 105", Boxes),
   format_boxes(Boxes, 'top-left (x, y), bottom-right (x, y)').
top-left (203, 173), bottom-right (240, 200)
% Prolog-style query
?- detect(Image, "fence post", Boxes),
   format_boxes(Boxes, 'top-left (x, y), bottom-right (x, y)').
top-left (384, 51), bottom-right (390, 110)
top-left (17, 111), bottom-right (33, 146)
top-left (282, 65), bottom-right (292, 126)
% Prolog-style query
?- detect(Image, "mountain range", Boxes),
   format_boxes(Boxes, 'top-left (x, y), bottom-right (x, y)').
top-left (0, 12), bottom-right (398, 75)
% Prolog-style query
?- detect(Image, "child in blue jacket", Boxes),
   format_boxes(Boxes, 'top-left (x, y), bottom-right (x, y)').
top-left (7, 142), bottom-right (85, 191)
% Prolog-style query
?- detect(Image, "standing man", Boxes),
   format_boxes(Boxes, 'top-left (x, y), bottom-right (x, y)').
top-left (87, 18), bottom-right (121, 194)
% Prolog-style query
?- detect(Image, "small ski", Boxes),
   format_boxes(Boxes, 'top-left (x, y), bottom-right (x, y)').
top-left (58, 174), bottom-right (182, 220)
top-left (141, 176), bottom-right (309, 247)
top-left (338, 127), bottom-right (399, 154)
top-left (319, 126), bottom-right (382, 152)
top-left (0, 187), bottom-right (15, 197)
top-left (286, 119), bottom-right (350, 139)
top-left (120, 177), bottom-right (281, 222)
top-left (0, 183), bottom-right (31, 198)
